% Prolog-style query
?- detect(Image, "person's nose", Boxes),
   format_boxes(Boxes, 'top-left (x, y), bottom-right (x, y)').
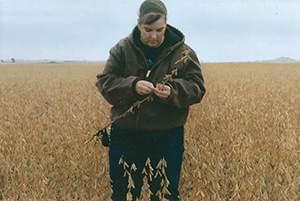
top-left (150, 32), bottom-right (157, 40)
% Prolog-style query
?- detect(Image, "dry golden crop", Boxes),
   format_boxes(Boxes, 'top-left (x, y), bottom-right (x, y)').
top-left (0, 63), bottom-right (299, 200)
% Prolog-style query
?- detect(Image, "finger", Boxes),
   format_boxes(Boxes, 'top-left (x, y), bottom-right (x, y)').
top-left (154, 89), bottom-right (167, 98)
top-left (154, 87), bottom-right (168, 93)
top-left (156, 84), bottom-right (170, 91)
top-left (156, 83), bottom-right (163, 91)
top-left (155, 87), bottom-right (171, 98)
top-left (140, 86), bottom-right (153, 95)
top-left (145, 83), bottom-right (155, 90)
top-left (136, 82), bottom-right (153, 94)
top-left (144, 85), bottom-right (155, 93)
top-left (140, 82), bottom-right (154, 92)
top-left (140, 80), bottom-right (154, 87)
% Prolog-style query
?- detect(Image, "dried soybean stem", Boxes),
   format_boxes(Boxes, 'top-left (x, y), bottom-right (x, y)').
top-left (85, 49), bottom-right (195, 144)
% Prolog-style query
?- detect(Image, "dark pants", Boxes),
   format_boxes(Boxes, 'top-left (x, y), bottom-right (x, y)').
top-left (109, 124), bottom-right (184, 201)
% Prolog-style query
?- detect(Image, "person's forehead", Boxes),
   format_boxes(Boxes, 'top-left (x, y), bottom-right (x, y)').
top-left (142, 18), bottom-right (166, 29)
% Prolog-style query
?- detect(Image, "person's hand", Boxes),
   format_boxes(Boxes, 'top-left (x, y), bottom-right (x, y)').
top-left (154, 83), bottom-right (171, 99)
top-left (135, 80), bottom-right (155, 95)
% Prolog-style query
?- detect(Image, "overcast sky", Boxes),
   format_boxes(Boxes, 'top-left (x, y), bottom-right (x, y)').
top-left (0, 0), bottom-right (299, 62)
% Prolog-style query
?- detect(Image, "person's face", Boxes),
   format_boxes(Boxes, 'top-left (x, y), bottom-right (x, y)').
top-left (138, 17), bottom-right (167, 48)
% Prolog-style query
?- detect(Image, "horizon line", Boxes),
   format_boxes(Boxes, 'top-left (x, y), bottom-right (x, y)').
top-left (0, 56), bottom-right (299, 63)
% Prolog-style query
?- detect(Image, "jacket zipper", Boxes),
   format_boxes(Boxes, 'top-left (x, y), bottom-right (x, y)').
top-left (134, 48), bottom-right (149, 128)
top-left (145, 70), bottom-right (151, 79)
top-left (133, 46), bottom-right (174, 128)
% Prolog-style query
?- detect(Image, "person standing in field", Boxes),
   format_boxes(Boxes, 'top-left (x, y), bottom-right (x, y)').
top-left (96, 0), bottom-right (205, 200)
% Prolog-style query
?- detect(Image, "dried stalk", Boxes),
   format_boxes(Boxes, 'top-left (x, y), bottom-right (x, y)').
top-left (85, 49), bottom-right (194, 144)
top-left (118, 157), bottom-right (137, 201)
top-left (139, 158), bottom-right (155, 200)
top-left (155, 158), bottom-right (171, 200)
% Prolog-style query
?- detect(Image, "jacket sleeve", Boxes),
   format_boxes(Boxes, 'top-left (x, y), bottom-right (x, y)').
top-left (96, 43), bottom-right (139, 106)
top-left (165, 49), bottom-right (206, 109)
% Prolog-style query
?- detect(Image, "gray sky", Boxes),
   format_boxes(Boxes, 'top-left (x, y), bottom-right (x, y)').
top-left (0, 0), bottom-right (299, 62)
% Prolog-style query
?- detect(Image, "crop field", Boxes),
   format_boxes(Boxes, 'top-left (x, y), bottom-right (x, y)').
top-left (0, 63), bottom-right (299, 200)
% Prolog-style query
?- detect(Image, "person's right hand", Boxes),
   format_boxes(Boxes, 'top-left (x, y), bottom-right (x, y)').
top-left (135, 80), bottom-right (155, 95)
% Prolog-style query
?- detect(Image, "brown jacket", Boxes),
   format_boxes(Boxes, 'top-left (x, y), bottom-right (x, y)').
top-left (96, 24), bottom-right (205, 130)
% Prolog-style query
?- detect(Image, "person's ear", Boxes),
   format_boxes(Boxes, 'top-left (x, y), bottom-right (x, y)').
top-left (137, 24), bottom-right (142, 32)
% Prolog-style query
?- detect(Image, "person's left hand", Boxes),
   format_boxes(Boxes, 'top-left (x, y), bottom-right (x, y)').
top-left (153, 83), bottom-right (171, 99)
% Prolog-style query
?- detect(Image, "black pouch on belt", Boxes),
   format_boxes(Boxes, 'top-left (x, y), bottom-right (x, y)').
top-left (98, 127), bottom-right (111, 147)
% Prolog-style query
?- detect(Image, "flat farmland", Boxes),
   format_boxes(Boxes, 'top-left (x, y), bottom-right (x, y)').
top-left (0, 63), bottom-right (299, 200)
